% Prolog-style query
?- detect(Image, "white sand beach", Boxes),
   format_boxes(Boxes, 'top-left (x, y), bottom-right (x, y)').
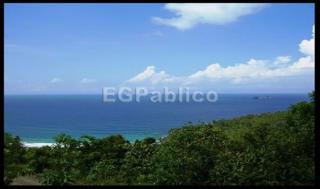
top-left (22, 142), bottom-right (55, 148)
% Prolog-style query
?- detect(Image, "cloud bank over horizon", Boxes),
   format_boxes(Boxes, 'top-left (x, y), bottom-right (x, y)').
top-left (125, 25), bottom-right (314, 91)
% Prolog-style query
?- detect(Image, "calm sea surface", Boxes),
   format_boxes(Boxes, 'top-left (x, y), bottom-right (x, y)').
top-left (4, 94), bottom-right (309, 143)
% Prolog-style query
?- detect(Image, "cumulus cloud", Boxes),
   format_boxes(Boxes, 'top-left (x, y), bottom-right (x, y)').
top-left (152, 3), bottom-right (267, 30)
top-left (127, 66), bottom-right (180, 85)
top-left (299, 25), bottom-right (315, 57)
top-left (188, 25), bottom-right (314, 84)
top-left (291, 25), bottom-right (315, 69)
top-left (50, 78), bottom-right (63, 83)
top-left (81, 78), bottom-right (96, 84)
top-left (188, 59), bottom-right (272, 84)
top-left (274, 56), bottom-right (291, 65)
top-left (125, 25), bottom-right (314, 87)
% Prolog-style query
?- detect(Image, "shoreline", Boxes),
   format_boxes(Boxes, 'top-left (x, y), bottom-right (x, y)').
top-left (22, 142), bottom-right (55, 148)
top-left (21, 135), bottom-right (165, 148)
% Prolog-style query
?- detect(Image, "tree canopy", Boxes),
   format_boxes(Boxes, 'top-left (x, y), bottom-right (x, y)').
top-left (4, 92), bottom-right (315, 185)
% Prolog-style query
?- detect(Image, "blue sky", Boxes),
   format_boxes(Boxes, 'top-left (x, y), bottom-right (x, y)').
top-left (4, 3), bottom-right (315, 94)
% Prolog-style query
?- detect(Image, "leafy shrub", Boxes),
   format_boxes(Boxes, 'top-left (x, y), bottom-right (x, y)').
top-left (39, 170), bottom-right (73, 185)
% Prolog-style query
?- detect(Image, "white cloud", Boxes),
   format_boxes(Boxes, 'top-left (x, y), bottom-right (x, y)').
top-left (127, 66), bottom-right (179, 85)
top-left (291, 25), bottom-right (315, 69)
top-left (127, 66), bottom-right (156, 82)
top-left (187, 59), bottom-right (298, 85)
top-left (81, 78), bottom-right (96, 84)
top-left (125, 25), bottom-right (314, 87)
top-left (153, 3), bottom-right (266, 30)
top-left (299, 38), bottom-right (314, 57)
top-left (191, 25), bottom-right (314, 83)
top-left (299, 25), bottom-right (315, 57)
top-left (274, 56), bottom-right (291, 65)
top-left (290, 56), bottom-right (314, 69)
top-left (188, 59), bottom-right (272, 84)
top-left (50, 78), bottom-right (63, 83)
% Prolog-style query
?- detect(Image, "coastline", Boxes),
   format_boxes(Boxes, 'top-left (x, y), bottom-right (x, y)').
top-left (21, 134), bottom-right (167, 148)
top-left (22, 142), bottom-right (55, 148)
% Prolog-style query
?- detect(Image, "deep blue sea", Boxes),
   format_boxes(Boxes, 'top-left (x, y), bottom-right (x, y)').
top-left (4, 94), bottom-right (309, 144)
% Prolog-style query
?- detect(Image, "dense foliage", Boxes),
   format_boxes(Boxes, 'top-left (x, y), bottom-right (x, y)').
top-left (4, 92), bottom-right (315, 185)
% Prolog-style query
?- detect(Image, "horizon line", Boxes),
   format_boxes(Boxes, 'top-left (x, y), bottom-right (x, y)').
top-left (4, 92), bottom-right (311, 96)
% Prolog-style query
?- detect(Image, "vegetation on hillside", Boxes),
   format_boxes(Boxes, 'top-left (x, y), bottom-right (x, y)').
top-left (4, 92), bottom-right (315, 185)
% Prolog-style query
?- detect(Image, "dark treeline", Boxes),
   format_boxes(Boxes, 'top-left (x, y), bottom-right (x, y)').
top-left (4, 92), bottom-right (315, 185)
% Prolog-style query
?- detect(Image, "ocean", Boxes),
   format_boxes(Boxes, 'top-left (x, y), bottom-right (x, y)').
top-left (4, 94), bottom-right (309, 145)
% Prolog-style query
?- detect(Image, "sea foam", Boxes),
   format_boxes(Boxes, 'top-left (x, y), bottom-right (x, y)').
top-left (23, 142), bottom-right (55, 148)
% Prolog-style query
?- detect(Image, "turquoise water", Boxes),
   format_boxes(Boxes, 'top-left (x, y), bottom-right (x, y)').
top-left (4, 94), bottom-right (309, 143)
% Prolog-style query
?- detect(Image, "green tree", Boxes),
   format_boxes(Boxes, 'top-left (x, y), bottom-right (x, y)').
top-left (4, 133), bottom-right (26, 184)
